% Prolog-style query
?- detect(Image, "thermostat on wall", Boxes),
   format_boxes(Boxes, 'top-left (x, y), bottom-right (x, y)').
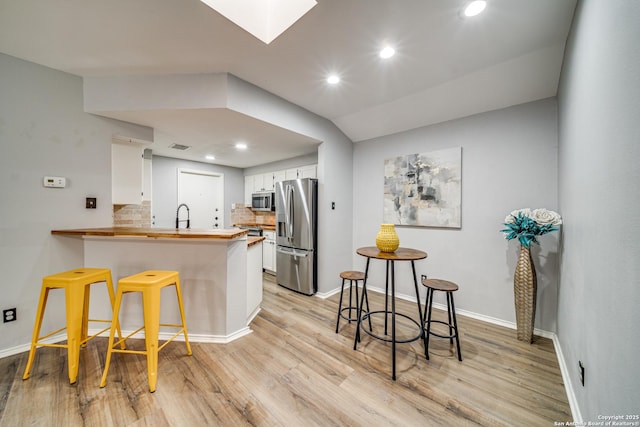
top-left (43, 176), bottom-right (66, 188)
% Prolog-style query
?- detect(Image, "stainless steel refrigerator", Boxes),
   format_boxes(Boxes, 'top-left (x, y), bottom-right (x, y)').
top-left (275, 178), bottom-right (318, 295)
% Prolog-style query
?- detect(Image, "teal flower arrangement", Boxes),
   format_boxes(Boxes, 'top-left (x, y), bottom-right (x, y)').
top-left (501, 208), bottom-right (562, 248)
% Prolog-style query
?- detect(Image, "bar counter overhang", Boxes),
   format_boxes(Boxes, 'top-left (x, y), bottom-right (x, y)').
top-left (52, 227), bottom-right (257, 343)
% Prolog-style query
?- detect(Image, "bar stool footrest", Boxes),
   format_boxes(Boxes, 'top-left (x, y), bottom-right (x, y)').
top-left (339, 306), bottom-right (359, 322)
top-left (33, 326), bottom-right (68, 344)
top-left (425, 319), bottom-right (458, 339)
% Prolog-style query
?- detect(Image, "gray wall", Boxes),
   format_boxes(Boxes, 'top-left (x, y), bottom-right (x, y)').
top-left (353, 98), bottom-right (560, 331)
top-left (151, 155), bottom-right (244, 228)
top-left (557, 0), bottom-right (640, 420)
top-left (0, 53), bottom-right (153, 352)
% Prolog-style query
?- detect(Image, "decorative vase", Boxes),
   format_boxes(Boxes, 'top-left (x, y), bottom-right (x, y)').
top-left (375, 224), bottom-right (399, 253)
top-left (513, 244), bottom-right (537, 343)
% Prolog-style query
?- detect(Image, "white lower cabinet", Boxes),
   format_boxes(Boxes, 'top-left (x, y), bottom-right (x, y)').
top-left (262, 231), bottom-right (276, 273)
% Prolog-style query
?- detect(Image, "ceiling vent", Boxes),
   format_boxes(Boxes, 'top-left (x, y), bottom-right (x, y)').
top-left (169, 143), bottom-right (191, 151)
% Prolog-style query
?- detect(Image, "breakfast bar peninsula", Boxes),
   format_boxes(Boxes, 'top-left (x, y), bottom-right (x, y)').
top-left (52, 227), bottom-right (263, 342)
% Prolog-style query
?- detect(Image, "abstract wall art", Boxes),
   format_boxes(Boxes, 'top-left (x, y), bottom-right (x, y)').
top-left (383, 147), bottom-right (462, 228)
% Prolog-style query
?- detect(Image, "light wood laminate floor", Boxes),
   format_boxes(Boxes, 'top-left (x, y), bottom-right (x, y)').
top-left (0, 275), bottom-right (570, 426)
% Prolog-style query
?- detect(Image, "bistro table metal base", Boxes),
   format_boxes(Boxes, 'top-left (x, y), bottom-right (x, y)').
top-left (353, 247), bottom-right (427, 380)
top-left (360, 310), bottom-right (423, 344)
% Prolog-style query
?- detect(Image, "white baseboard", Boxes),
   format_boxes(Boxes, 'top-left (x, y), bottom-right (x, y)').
top-left (0, 333), bottom-right (68, 360)
top-left (179, 327), bottom-right (253, 344)
top-left (316, 287), bottom-right (341, 299)
top-left (247, 306), bottom-right (262, 324)
top-left (0, 326), bottom-right (254, 360)
top-left (551, 334), bottom-right (582, 423)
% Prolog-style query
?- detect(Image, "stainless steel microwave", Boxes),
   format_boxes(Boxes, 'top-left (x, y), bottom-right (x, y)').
top-left (251, 191), bottom-right (275, 211)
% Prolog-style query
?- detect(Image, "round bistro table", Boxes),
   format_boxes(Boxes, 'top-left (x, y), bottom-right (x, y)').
top-left (353, 246), bottom-right (428, 380)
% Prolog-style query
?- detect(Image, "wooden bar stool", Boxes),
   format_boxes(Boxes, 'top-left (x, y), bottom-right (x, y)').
top-left (100, 270), bottom-right (192, 392)
top-left (421, 277), bottom-right (462, 361)
top-left (335, 271), bottom-right (371, 333)
top-left (22, 268), bottom-right (122, 384)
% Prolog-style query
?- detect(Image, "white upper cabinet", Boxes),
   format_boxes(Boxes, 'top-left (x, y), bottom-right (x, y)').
top-left (282, 165), bottom-right (317, 181)
top-left (244, 165), bottom-right (317, 204)
top-left (244, 175), bottom-right (254, 204)
top-left (284, 168), bottom-right (299, 181)
top-left (252, 174), bottom-right (265, 192)
top-left (251, 172), bottom-right (275, 192)
top-left (299, 164), bottom-right (317, 179)
top-left (112, 140), bottom-right (145, 205)
top-left (273, 170), bottom-right (286, 185)
top-left (262, 172), bottom-right (275, 191)
top-left (142, 156), bottom-right (152, 202)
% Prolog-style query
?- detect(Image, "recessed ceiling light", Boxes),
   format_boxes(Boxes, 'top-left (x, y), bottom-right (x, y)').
top-left (379, 46), bottom-right (395, 59)
top-left (205, 154), bottom-right (215, 160)
top-left (236, 142), bottom-right (248, 150)
top-left (464, 0), bottom-right (486, 17)
top-left (327, 75), bottom-right (340, 85)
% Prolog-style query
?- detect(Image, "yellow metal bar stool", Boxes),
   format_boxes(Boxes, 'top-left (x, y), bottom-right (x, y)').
top-left (100, 270), bottom-right (192, 392)
top-left (22, 268), bottom-right (123, 384)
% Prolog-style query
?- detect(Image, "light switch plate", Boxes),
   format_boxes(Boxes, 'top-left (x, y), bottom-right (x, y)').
top-left (86, 197), bottom-right (97, 209)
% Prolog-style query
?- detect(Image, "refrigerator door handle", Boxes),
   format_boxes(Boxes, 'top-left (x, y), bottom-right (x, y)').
top-left (286, 184), bottom-right (294, 240)
top-left (277, 247), bottom-right (309, 258)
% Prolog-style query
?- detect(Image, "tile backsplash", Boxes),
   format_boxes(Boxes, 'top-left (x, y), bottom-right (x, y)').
top-left (230, 203), bottom-right (275, 226)
top-left (113, 202), bottom-right (274, 228)
top-left (113, 201), bottom-right (151, 227)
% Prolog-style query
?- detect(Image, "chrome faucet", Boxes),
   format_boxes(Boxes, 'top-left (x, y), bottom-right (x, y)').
top-left (176, 203), bottom-right (190, 229)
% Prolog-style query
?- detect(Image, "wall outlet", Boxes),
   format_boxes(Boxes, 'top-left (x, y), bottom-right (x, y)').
top-left (3, 308), bottom-right (17, 323)
top-left (579, 360), bottom-right (585, 386)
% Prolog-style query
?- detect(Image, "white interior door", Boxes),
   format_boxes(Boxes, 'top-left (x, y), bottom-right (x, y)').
top-left (177, 169), bottom-right (224, 229)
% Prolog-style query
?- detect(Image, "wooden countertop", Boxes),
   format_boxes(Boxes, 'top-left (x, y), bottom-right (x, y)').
top-left (52, 227), bottom-right (249, 240)
top-left (247, 236), bottom-right (265, 247)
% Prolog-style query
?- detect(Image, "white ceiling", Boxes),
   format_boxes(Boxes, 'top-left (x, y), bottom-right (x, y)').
top-left (0, 0), bottom-right (577, 168)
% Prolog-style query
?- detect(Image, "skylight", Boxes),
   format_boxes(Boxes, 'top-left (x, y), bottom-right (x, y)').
top-left (200, 0), bottom-right (317, 44)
